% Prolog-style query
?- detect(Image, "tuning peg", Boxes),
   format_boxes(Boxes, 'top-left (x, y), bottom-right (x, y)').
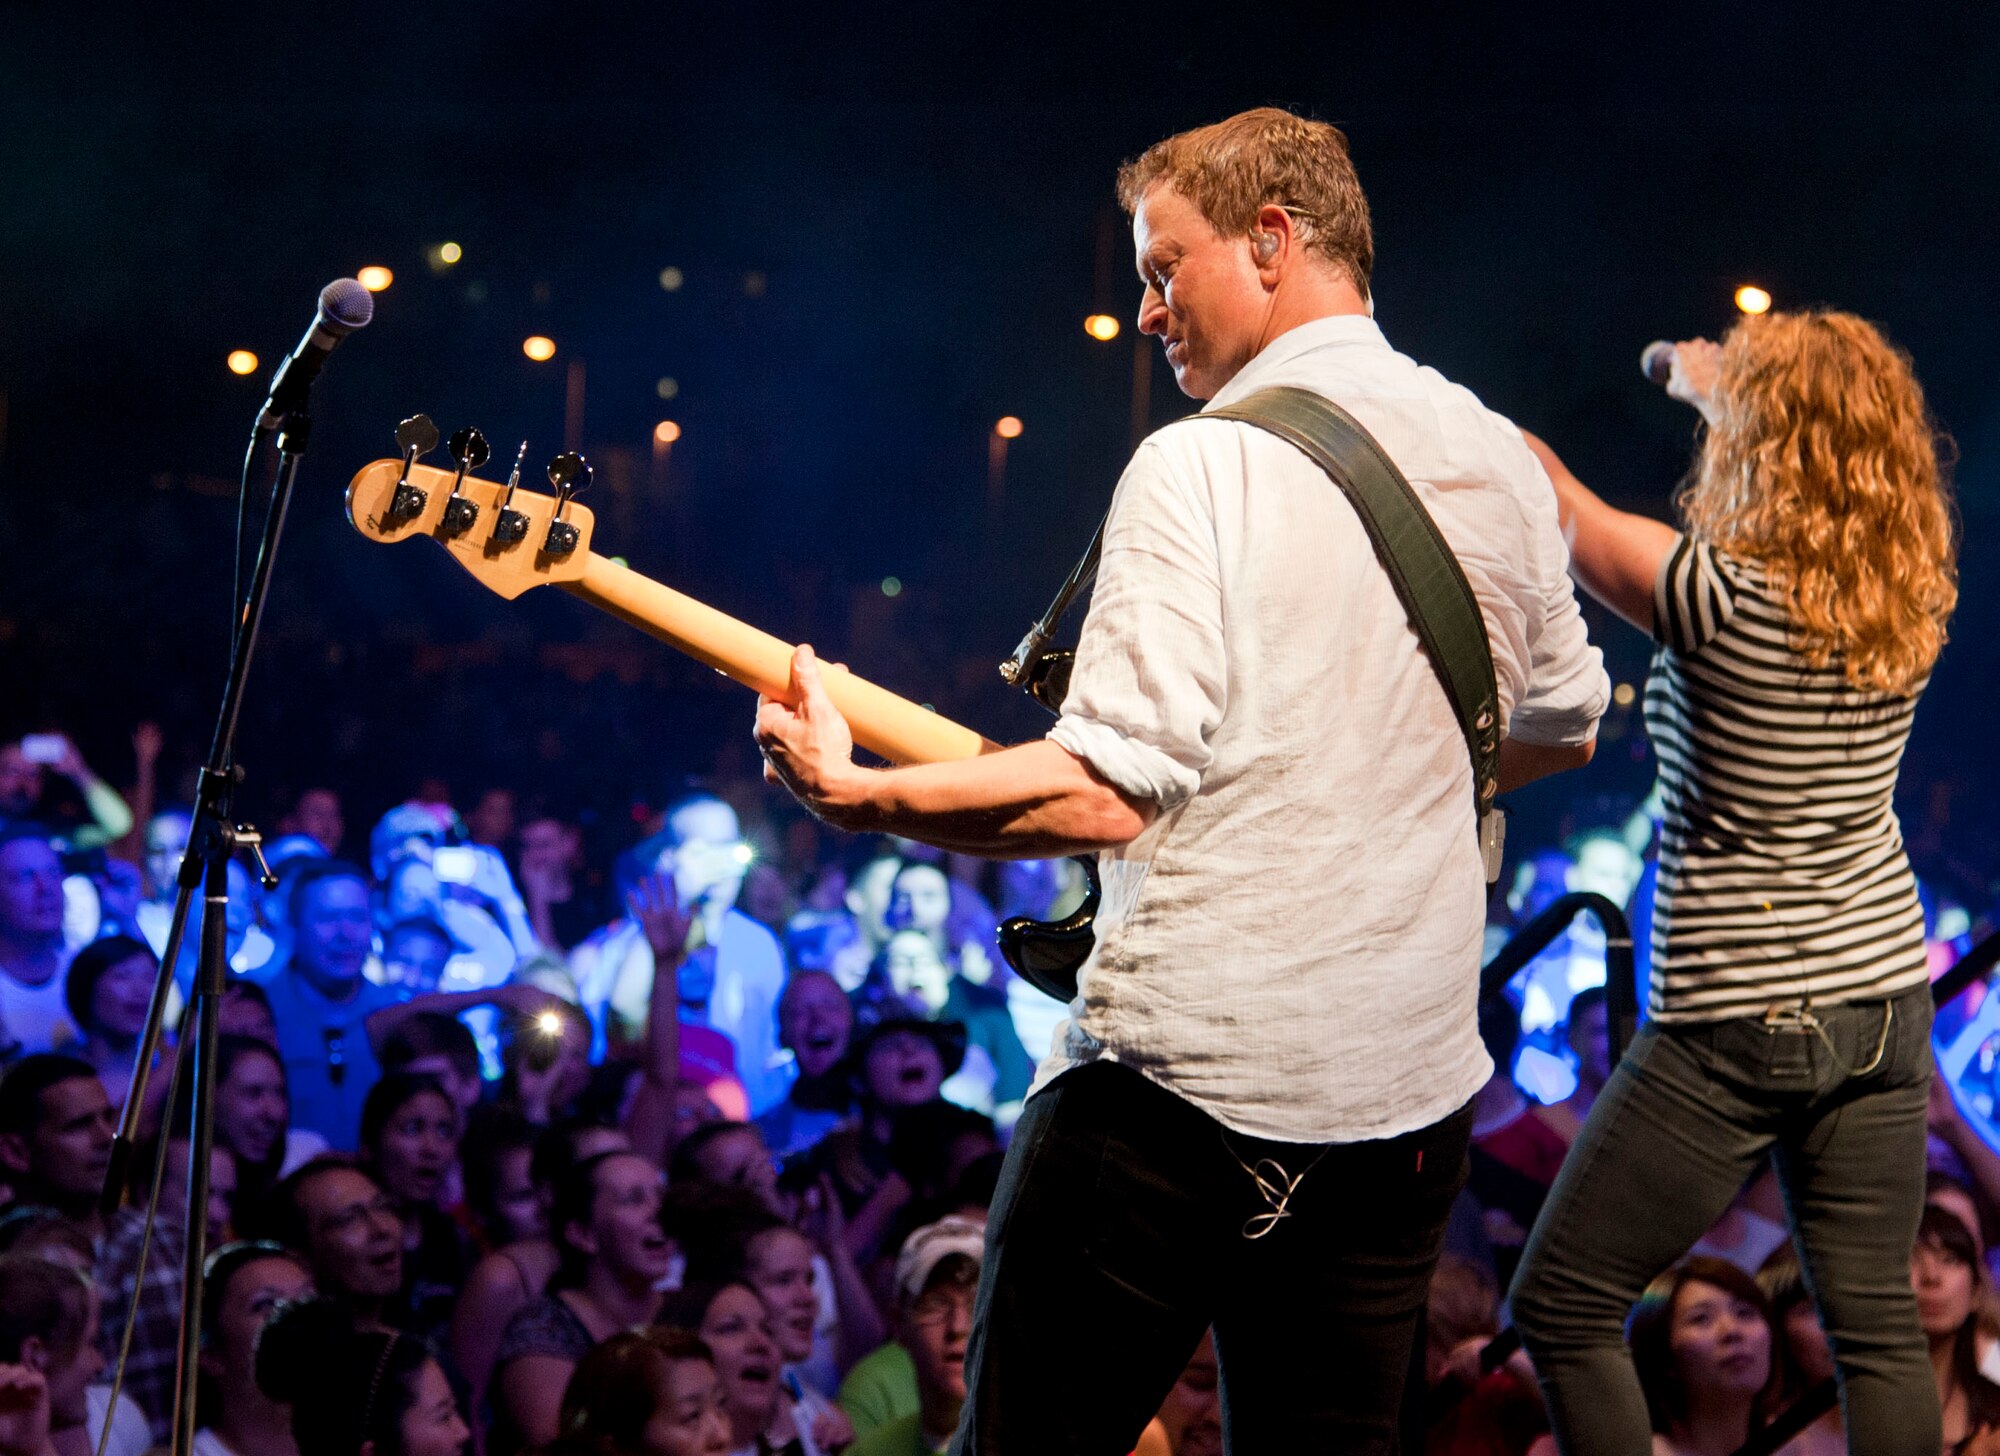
top-left (387, 413), bottom-right (440, 523)
top-left (491, 441), bottom-right (532, 546)
top-left (439, 426), bottom-right (489, 537)
top-left (542, 452), bottom-right (589, 557)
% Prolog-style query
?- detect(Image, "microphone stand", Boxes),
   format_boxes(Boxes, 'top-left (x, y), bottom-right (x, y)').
top-left (98, 409), bottom-right (314, 1456)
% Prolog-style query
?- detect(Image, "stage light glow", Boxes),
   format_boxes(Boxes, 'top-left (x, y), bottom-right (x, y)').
top-left (226, 350), bottom-right (259, 376)
top-left (1084, 313), bottom-right (1121, 341)
top-left (653, 420), bottom-right (682, 444)
top-left (881, 577), bottom-right (903, 597)
top-left (655, 376), bottom-right (679, 400)
top-left (658, 267), bottom-right (684, 292)
top-left (439, 242), bottom-right (462, 264)
top-left (358, 266), bottom-right (394, 292)
top-left (994, 416), bottom-right (1023, 439)
top-left (1612, 682), bottom-right (1637, 707)
top-left (1734, 284), bottom-right (1772, 315)
top-left (522, 335), bottom-right (557, 362)
top-left (534, 1010), bottom-right (564, 1037)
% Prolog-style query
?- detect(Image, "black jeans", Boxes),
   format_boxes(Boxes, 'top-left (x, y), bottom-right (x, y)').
top-left (1510, 985), bottom-right (1938, 1456)
top-left (950, 1061), bottom-right (1473, 1455)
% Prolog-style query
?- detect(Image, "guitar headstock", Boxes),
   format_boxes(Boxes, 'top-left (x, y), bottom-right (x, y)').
top-left (346, 417), bottom-right (597, 600)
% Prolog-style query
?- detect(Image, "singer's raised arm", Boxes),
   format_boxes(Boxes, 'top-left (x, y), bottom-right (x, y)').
top-left (1518, 429), bottom-right (1678, 634)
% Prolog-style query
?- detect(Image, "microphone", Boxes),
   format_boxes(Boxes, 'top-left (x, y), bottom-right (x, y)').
top-left (257, 278), bottom-right (375, 431)
top-left (1640, 340), bottom-right (1677, 386)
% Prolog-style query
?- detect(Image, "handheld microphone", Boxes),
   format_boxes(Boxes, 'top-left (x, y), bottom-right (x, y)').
top-left (257, 278), bottom-right (375, 431)
top-left (1640, 340), bottom-right (1677, 386)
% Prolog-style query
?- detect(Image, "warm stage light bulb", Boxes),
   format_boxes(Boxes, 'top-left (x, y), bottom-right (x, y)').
top-left (994, 416), bottom-right (1024, 439)
top-left (654, 420), bottom-right (682, 444)
top-left (227, 350), bottom-right (259, 376)
top-left (522, 335), bottom-right (557, 362)
top-left (358, 266), bottom-right (394, 292)
top-left (1084, 314), bottom-right (1121, 341)
top-left (1734, 284), bottom-right (1772, 315)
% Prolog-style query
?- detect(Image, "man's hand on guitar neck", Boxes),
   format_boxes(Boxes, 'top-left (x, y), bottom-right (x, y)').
top-left (755, 644), bottom-right (1154, 858)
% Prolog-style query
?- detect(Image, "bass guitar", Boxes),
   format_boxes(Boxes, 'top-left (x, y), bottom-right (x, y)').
top-left (346, 417), bottom-right (1098, 1001)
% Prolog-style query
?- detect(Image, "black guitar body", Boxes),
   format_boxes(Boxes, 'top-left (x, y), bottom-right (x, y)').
top-left (996, 855), bottom-right (1100, 1003)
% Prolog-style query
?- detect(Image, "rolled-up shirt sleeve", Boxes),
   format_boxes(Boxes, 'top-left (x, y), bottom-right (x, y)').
top-left (1048, 436), bottom-right (1226, 811)
top-left (1507, 461), bottom-right (1611, 747)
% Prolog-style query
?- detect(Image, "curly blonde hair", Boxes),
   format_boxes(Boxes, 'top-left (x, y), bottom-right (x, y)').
top-left (1678, 309), bottom-right (1956, 694)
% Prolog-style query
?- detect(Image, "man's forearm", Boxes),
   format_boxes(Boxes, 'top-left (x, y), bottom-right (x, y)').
top-left (824, 740), bottom-right (1154, 859)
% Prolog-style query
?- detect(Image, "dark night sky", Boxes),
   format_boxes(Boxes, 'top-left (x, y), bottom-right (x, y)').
top-left (4, 2), bottom-right (1997, 877)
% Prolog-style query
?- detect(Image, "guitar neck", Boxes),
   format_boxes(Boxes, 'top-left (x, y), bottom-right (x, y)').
top-left (564, 552), bottom-right (998, 766)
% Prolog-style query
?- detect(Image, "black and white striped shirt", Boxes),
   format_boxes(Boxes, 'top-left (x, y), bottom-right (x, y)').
top-left (1643, 536), bottom-right (1929, 1021)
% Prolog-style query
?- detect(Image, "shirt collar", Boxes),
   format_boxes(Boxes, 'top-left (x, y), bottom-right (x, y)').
top-left (1203, 313), bottom-right (1388, 412)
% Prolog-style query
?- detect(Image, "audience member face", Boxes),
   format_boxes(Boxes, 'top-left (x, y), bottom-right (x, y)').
top-left (143, 812), bottom-right (193, 900)
top-left (641, 1357), bottom-right (732, 1456)
top-left (519, 819), bottom-right (580, 881)
top-left (1914, 1237), bottom-right (1978, 1339)
top-left (743, 1228), bottom-right (819, 1365)
top-left (93, 859), bottom-right (143, 936)
top-left (883, 932), bottom-right (951, 1015)
top-left (40, 1282), bottom-right (104, 1429)
top-left (465, 789), bottom-right (517, 851)
top-left (1567, 998), bottom-right (1612, 1090)
top-left (670, 1084), bottom-right (722, 1144)
top-left (491, 1146), bottom-right (544, 1244)
top-left (863, 1031), bottom-right (945, 1109)
top-left (1569, 835), bottom-right (1641, 905)
top-left (383, 926), bottom-right (452, 996)
top-left (1155, 1331), bottom-right (1221, 1456)
top-left (293, 875), bottom-right (373, 987)
top-left (297, 1167), bottom-right (404, 1301)
top-left (887, 865), bottom-right (952, 938)
top-left (1930, 1189), bottom-right (1985, 1259)
top-left (697, 1285), bottom-right (782, 1432)
top-left (663, 801), bottom-right (747, 914)
top-left (88, 947), bottom-right (155, 1041)
top-left (902, 1270), bottom-right (975, 1408)
top-left (289, 790), bottom-right (345, 856)
top-left (1667, 1278), bottom-right (1771, 1402)
top-left (0, 748), bottom-right (39, 818)
top-left (573, 1153), bottom-right (674, 1286)
top-left (399, 1053), bottom-right (482, 1120)
top-left (372, 1088), bottom-right (459, 1208)
top-left (206, 1253), bottom-right (312, 1390)
top-left (690, 1128), bottom-right (782, 1217)
top-left (384, 862), bottom-right (443, 923)
top-left (2, 1075), bottom-right (114, 1202)
top-left (158, 1138), bottom-right (236, 1248)
top-left (778, 972), bottom-right (852, 1081)
top-left (217, 1047), bottom-right (289, 1166)
top-left (401, 1357), bottom-right (472, 1456)
top-left (219, 987), bottom-right (279, 1045)
top-left (845, 858), bottom-right (900, 948)
top-left (1780, 1299), bottom-right (1835, 1387)
top-left (0, 837), bottom-right (65, 941)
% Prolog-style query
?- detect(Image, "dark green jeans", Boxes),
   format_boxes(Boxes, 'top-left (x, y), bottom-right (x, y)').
top-left (1511, 983), bottom-right (1939, 1456)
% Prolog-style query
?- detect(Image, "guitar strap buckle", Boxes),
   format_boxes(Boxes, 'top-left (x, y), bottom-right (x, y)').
top-left (1480, 808), bottom-right (1506, 885)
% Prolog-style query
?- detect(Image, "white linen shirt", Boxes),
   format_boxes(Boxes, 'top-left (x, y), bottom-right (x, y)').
top-left (1039, 314), bottom-right (1608, 1143)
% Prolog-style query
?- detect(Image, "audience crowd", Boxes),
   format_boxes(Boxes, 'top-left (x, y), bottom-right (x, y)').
top-left (0, 725), bottom-right (1996, 1456)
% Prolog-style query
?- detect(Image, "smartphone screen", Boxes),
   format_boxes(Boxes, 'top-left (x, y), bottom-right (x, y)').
top-left (432, 846), bottom-right (479, 884)
top-left (18, 735), bottom-right (63, 765)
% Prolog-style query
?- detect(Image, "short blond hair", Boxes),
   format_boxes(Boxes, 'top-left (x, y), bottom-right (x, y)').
top-left (1116, 106), bottom-right (1373, 295)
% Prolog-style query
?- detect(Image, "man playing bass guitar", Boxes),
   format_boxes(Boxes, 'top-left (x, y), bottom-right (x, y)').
top-left (756, 107), bottom-right (1609, 1454)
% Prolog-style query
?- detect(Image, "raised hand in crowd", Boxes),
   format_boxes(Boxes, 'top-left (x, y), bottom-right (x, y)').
top-left (0, 1364), bottom-right (49, 1456)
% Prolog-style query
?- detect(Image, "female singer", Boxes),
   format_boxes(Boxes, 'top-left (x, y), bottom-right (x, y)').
top-left (1510, 310), bottom-right (1957, 1456)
